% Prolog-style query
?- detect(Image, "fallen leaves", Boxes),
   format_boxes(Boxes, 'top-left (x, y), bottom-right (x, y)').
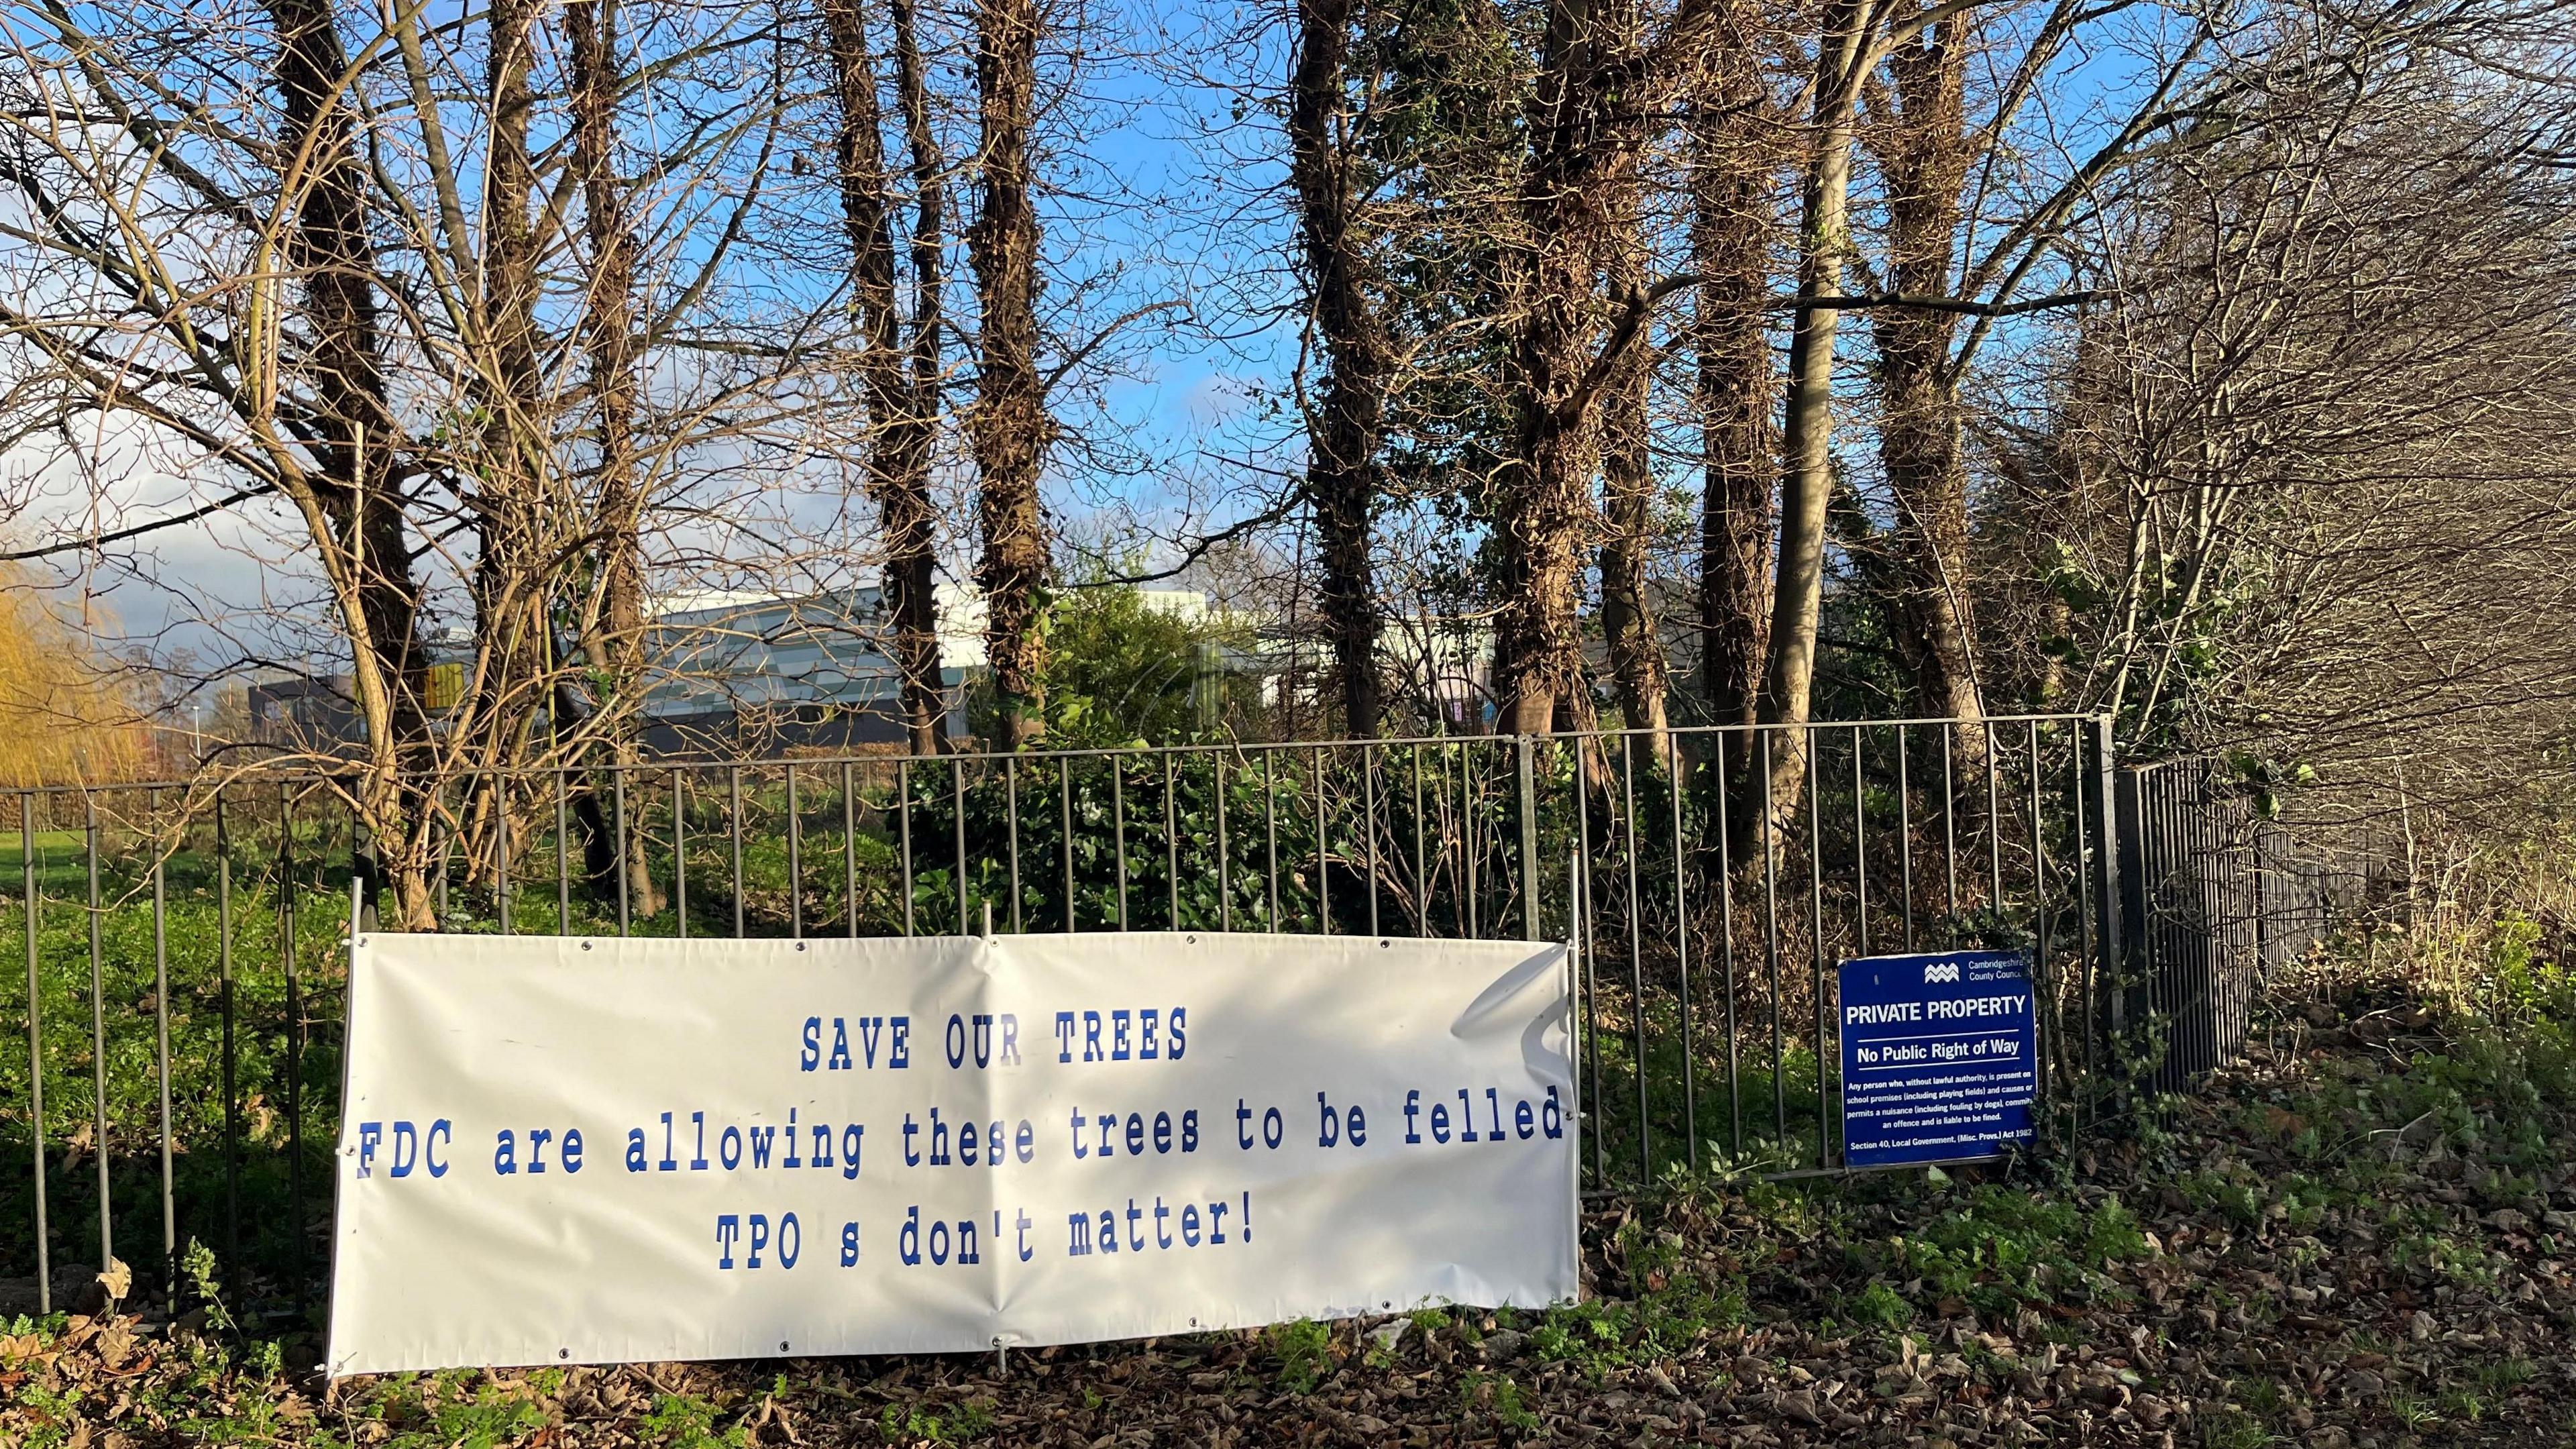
top-left (7, 971), bottom-right (2575, 1446)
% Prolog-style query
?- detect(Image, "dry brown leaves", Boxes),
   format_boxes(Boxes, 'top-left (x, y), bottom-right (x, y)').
top-left (6, 978), bottom-right (2572, 1448)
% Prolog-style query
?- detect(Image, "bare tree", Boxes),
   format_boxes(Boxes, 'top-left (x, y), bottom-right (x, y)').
top-left (264, 0), bottom-right (424, 780)
top-left (466, 0), bottom-right (556, 789)
top-left (1753, 0), bottom-right (2190, 824)
top-left (231, 0), bottom-right (441, 919)
top-left (0, 0), bottom-right (447, 919)
top-left (564, 0), bottom-right (663, 913)
top-left (826, 0), bottom-right (952, 756)
top-left (968, 0), bottom-right (1055, 748)
top-left (1843, 0), bottom-right (2204, 761)
top-left (1754, 0), bottom-right (1874, 821)
top-left (1688, 2), bottom-right (1777, 735)
top-left (2042, 9), bottom-right (2576, 808)
top-left (1863, 4), bottom-right (1982, 739)
top-left (0, 1), bottom-right (842, 922)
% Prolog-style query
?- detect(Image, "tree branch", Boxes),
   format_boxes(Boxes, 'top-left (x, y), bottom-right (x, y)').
top-left (1059, 490), bottom-right (1304, 590)
top-left (0, 483), bottom-right (280, 561)
top-left (1041, 299), bottom-right (1193, 398)
top-left (1552, 271), bottom-right (1708, 427)
top-left (1803, 290), bottom-right (2099, 316)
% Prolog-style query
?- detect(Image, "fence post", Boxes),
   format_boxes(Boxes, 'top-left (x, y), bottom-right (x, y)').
top-left (21, 794), bottom-right (48, 1315)
top-left (2116, 757), bottom-right (2155, 1091)
top-left (2253, 824), bottom-right (2271, 975)
top-left (2088, 716), bottom-right (2131, 1118)
top-left (1517, 736), bottom-right (1540, 941)
top-left (86, 802), bottom-right (111, 1284)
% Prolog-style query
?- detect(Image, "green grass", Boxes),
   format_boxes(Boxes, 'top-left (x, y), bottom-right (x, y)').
top-left (0, 863), bottom-right (346, 1288)
top-left (2476, 1358), bottom-right (2535, 1392)
top-left (2385, 1391), bottom-right (2438, 1431)
top-left (0, 831), bottom-right (94, 894)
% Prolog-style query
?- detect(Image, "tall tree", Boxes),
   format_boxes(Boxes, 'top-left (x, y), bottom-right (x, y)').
top-left (1491, 0), bottom-right (1725, 735)
top-left (826, 0), bottom-right (951, 756)
top-left (1867, 11), bottom-right (1983, 743)
top-left (1289, 0), bottom-right (1392, 737)
top-left (468, 0), bottom-right (553, 788)
top-left (266, 0), bottom-right (433, 920)
top-left (1755, 0), bottom-right (1872, 825)
top-left (564, 0), bottom-right (663, 913)
top-left (1595, 135), bottom-right (1672, 760)
top-left (967, 0), bottom-right (1053, 748)
top-left (1688, 13), bottom-right (1776, 733)
top-left (1854, 0), bottom-right (2197, 744)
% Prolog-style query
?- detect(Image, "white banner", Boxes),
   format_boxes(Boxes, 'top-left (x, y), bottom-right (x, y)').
top-left (325, 931), bottom-right (1578, 1375)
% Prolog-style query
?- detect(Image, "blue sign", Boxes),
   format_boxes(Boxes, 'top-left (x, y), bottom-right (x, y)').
top-left (1837, 951), bottom-right (2037, 1168)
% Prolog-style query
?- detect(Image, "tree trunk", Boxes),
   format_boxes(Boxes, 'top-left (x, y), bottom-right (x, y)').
top-left (267, 0), bottom-right (431, 926)
top-left (1597, 159), bottom-right (1672, 765)
top-left (566, 0), bottom-right (663, 916)
top-left (472, 0), bottom-right (551, 791)
top-left (1690, 38), bottom-right (1775, 736)
top-left (1496, 243), bottom-right (1605, 736)
top-left (890, 0), bottom-right (951, 757)
top-left (1871, 13), bottom-right (1988, 759)
top-left (1756, 0), bottom-right (1869, 835)
top-left (1290, 0), bottom-right (1389, 738)
top-left (967, 0), bottom-right (1053, 749)
top-left (826, 0), bottom-right (951, 758)
top-left (1494, 0), bottom-right (1731, 738)
top-left (1494, 0), bottom-right (1619, 737)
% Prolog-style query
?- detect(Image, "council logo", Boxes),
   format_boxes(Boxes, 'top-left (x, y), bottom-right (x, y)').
top-left (1922, 961), bottom-right (1961, 983)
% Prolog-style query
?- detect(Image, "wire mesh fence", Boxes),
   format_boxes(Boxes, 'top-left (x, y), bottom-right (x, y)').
top-left (8, 714), bottom-right (2315, 1327)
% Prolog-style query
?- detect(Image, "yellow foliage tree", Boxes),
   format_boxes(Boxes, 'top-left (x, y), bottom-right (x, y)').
top-left (0, 567), bottom-right (157, 788)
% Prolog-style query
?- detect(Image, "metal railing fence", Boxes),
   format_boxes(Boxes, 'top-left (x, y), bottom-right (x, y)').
top-left (2118, 758), bottom-right (2360, 1088)
top-left (5, 716), bottom-right (2136, 1321)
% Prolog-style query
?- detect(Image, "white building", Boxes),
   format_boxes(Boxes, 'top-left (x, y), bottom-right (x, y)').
top-left (639, 583), bottom-right (1218, 754)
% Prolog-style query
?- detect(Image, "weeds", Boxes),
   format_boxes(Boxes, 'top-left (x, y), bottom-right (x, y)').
top-left (641, 1391), bottom-right (743, 1449)
top-left (1461, 1371), bottom-right (1542, 1434)
top-left (2385, 1391), bottom-right (2438, 1430)
top-left (878, 1397), bottom-right (996, 1446)
top-left (1267, 1318), bottom-right (1334, 1393)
